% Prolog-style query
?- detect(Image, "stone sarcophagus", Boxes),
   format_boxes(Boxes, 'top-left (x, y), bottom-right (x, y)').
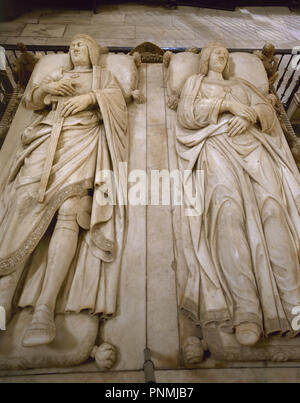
top-left (1, 36), bottom-right (300, 382)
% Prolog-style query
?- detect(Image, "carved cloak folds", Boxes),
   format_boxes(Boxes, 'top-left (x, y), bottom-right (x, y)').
top-left (176, 74), bottom-right (300, 336)
top-left (0, 66), bottom-right (128, 316)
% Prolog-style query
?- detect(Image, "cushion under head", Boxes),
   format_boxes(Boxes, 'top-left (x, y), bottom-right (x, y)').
top-left (225, 52), bottom-right (269, 95)
top-left (165, 50), bottom-right (269, 100)
top-left (165, 51), bottom-right (200, 100)
top-left (28, 52), bottom-right (139, 102)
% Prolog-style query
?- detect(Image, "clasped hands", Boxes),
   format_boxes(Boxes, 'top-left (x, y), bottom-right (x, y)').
top-left (226, 101), bottom-right (258, 137)
top-left (43, 80), bottom-right (94, 117)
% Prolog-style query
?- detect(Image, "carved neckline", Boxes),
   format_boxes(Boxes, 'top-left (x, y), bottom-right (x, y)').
top-left (202, 77), bottom-right (238, 86)
top-left (65, 69), bottom-right (93, 74)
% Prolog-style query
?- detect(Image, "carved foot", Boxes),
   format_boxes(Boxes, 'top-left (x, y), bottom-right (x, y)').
top-left (235, 323), bottom-right (261, 346)
top-left (22, 305), bottom-right (56, 347)
top-left (183, 336), bottom-right (207, 366)
top-left (91, 343), bottom-right (117, 370)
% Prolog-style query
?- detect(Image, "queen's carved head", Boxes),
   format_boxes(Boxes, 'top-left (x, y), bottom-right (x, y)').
top-left (199, 42), bottom-right (229, 76)
top-left (69, 34), bottom-right (101, 69)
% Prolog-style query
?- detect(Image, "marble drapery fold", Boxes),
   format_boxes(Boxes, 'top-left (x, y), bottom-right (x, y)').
top-left (0, 65), bottom-right (128, 317)
top-left (177, 73), bottom-right (300, 336)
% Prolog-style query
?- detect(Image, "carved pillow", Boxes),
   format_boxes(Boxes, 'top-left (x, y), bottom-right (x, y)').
top-left (100, 53), bottom-right (139, 103)
top-left (28, 53), bottom-right (70, 89)
top-left (165, 50), bottom-right (269, 101)
top-left (165, 51), bottom-right (200, 99)
top-left (27, 52), bottom-right (140, 102)
top-left (225, 52), bottom-right (269, 95)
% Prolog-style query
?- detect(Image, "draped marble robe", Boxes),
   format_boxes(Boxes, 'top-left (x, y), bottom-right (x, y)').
top-left (0, 65), bottom-right (128, 317)
top-left (176, 74), bottom-right (300, 337)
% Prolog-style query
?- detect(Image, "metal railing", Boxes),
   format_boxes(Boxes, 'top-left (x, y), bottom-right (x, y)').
top-left (165, 47), bottom-right (300, 110)
top-left (0, 68), bottom-right (14, 121)
top-left (275, 50), bottom-right (300, 109)
top-left (0, 44), bottom-right (299, 119)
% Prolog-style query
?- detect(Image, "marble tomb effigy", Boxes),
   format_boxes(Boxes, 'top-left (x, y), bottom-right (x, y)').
top-left (1, 36), bottom-right (300, 377)
top-left (0, 34), bottom-right (145, 370)
top-left (165, 43), bottom-right (300, 363)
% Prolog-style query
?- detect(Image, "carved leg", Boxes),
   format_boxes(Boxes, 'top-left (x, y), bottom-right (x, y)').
top-left (261, 199), bottom-right (300, 321)
top-left (216, 200), bottom-right (262, 346)
top-left (251, 168), bottom-right (300, 334)
top-left (205, 143), bottom-right (263, 346)
top-left (22, 197), bottom-right (79, 347)
top-left (36, 213), bottom-right (79, 311)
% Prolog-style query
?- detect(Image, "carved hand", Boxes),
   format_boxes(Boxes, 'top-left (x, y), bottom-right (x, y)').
top-left (227, 101), bottom-right (257, 123)
top-left (61, 94), bottom-right (94, 117)
top-left (43, 80), bottom-right (76, 97)
top-left (228, 116), bottom-right (250, 137)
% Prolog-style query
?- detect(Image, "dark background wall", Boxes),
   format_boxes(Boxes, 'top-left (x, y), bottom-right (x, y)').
top-left (0, 0), bottom-right (298, 22)
top-left (0, 1), bottom-right (28, 22)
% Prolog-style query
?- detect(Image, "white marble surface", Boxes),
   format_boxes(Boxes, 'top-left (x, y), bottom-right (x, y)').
top-left (100, 64), bottom-right (147, 372)
top-left (146, 64), bottom-right (180, 370)
top-left (1, 4), bottom-right (300, 383)
top-left (0, 39), bottom-right (136, 369)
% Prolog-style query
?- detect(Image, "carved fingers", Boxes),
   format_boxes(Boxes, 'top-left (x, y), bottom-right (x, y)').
top-left (44, 80), bottom-right (76, 97)
top-left (228, 116), bottom-right (250, 137)
top-left (229, 102), bottom-right (257, 124)
top-left (61, 94), bottom-right (92, 117)
top-left (239, 106), bottom-right (257, 124)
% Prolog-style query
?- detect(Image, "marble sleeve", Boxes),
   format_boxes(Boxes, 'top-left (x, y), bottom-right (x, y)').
top-left (23, 68), bottom-right (63, 111)
top-left (193, 97), bottom-right (224, 126)
top-left (247, 84), bottom-right (276, 133)
top-left (177, 75), bottom-right (223, 130)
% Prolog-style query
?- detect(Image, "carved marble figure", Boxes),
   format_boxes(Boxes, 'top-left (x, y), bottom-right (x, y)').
top-left (0, 34), bottom-right (128, 350)
top-left (176, 42), bottom-right (300, 347)
top-left (254, 43), bottom-right (279, 87)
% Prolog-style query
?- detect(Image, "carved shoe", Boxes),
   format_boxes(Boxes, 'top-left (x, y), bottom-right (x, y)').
top-left (22, 305), bottom-right (56, 347)
top-left (235, 322), bottom-right (261, 346)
